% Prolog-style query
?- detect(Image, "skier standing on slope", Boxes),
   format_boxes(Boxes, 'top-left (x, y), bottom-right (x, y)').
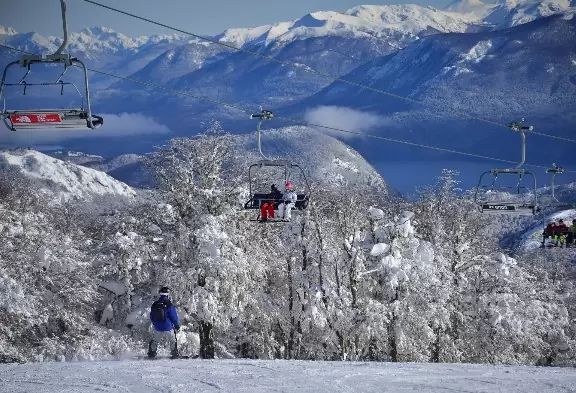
top-left (148, 286), bottom-right (180, 359)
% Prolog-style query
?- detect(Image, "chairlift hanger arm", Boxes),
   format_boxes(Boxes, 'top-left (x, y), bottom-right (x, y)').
top-left (250, 107), bottom-right (274, 160)
top-left (546, 163), bottom-right (564, 202)
top-left (55, 0), bottom-right (69, 56)
top-left (506, 118), bottom-right (533, 169)
top-left (14, 1), bottom-right (72, 67)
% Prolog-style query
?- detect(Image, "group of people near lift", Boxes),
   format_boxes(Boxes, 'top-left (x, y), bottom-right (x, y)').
top-left (259, 182), bottom-right (298, 222)
top-left (542, 218), bottom-right (576, 248)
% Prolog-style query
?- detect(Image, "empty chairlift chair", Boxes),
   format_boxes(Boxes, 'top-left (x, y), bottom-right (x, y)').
top-left (0, 0), bottom-right (103, 131)
top-left (474, 168), bottom-right (538, 215)
top-left (473, 119), bottom-right (539, 216)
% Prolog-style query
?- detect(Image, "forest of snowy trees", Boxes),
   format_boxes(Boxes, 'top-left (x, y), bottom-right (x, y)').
top-left (0, 129), bottom-right (575, 366)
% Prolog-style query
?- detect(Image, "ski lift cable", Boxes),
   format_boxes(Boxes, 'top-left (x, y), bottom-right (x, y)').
top-left (274, 116), bottom-right (576, 172)
top-left (79, 0), bottom-right (576, 144)
top-left (2, 43), bottom-right (575, 174)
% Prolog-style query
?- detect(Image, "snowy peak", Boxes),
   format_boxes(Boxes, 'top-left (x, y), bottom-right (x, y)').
top-left (0, 25), bottom-right (17, 36)
top-left (0, 149), bottom-right (135, 199)
top-left (342, 4), bottom-right (480, 32)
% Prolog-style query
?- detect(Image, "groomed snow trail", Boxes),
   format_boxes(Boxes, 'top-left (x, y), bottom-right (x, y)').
top-left (1, 359), bottom-right (575, 393)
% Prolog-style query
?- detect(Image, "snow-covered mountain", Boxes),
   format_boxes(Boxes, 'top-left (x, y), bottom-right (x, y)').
top-left (0, 149), bottom-right (136, 198)
top-left (215, 5), bottom-right (479, 49)
top-left (287, 12), bottom-right (576, 165)
top-left (99, 4), bottom-right (486, 122)
top-left (111, 42), bottom-right (230, 86)
top-left (234, 126), bottom-right (388, 192)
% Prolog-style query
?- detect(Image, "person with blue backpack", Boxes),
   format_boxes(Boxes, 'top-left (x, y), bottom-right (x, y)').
top-left (148, 286), bottom-right (180, 359)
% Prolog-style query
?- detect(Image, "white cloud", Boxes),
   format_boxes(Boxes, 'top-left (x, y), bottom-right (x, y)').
top-left (303, 106), bottom-right (386, 138)
top-left (0, 112), bottom-right (171, 145)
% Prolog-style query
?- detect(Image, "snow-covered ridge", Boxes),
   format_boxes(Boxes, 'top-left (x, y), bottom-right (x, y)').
top-left (445, 0), bottom-right (575, 27)
top-left (215, 4), bottom-right (476, 48)
top-left (0, 149), bottom-right (135, 198)
top-left (213, 1), bottom-right (574, 47)
top-left (0, 24), bottom-right (188, 57)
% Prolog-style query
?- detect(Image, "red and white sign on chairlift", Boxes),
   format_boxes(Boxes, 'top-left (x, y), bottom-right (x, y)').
top-left (10, 113), bottom-right (62, 124)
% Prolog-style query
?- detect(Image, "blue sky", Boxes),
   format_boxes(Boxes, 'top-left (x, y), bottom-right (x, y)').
top-left (2, 0), bottom-right (453, 37)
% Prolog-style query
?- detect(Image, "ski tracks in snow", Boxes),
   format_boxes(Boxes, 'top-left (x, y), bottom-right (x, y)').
top-left (1, 359), bottom-right (576, 393)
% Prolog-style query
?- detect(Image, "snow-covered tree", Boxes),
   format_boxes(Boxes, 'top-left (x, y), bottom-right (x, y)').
top-left (144, 126), bottom-right (261, 359)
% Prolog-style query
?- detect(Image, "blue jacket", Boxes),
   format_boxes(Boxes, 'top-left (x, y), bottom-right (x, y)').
top-left (150, 296), bottom-right (179, 332)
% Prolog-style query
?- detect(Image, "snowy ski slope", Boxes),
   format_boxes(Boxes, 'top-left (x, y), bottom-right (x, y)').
top-left (0, 359), bottom-right (575, 392)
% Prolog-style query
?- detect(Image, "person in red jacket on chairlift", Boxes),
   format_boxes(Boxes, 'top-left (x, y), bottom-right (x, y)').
top-left (259, 184), bottom-right (282, 222)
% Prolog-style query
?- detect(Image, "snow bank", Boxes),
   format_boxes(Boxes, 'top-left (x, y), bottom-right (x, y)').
top-left (1, 356), bottom-right (574, 392)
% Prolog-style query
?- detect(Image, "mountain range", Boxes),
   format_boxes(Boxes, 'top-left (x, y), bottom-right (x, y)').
top-left (0, 0), bottom-right (574, 174)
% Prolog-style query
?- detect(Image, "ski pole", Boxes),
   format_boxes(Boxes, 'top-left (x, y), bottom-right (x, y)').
top-left (174, 329), bottom-right (178, 356)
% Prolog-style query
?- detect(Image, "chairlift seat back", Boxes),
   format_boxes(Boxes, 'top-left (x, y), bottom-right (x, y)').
top-left (244, 194), bottom-right (309, 210)
top-left (480, 203), bottom-right (537, 216)
top-left (2, 109), bottom-right (103, 131)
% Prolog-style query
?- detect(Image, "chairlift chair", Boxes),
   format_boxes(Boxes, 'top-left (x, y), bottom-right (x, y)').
top-left (244, 159), bottom-right (311, 211)
top-left (540, 163), bottom-right (576, 210)
top-left (474, 168), bottom-right (538, 215)
top-left (244, 107), bottom-right (311, 220)
top-left (0, 0), bottom-right (103, 132)
top-left (474, 119), bottom-right (539, 216)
